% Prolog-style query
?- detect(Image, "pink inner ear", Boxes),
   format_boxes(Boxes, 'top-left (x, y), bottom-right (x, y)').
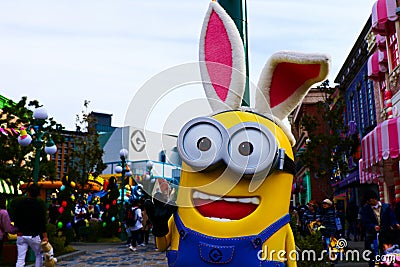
top-left (205, 10), bottom-right (233, 102)
top-left (270, 63), bottom-right (321, 108)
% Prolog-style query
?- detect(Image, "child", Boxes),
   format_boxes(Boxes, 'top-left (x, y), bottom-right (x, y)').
top-left (380, 232), bottom-right (400, 266)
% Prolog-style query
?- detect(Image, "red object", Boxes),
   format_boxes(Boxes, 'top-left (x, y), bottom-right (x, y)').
top-left (106, 204), bottom-right (110, 210)
top-left (112, 200), bottom-right (117, 205)
top-left (205, 10), bottom-right (233, 102)
top-left (269, 63), bottom-right (321, 109)
top-left (372, 0), bottom-right (397, 35)
top-left (103, 180), bottom-right (109, 190)
top-left (368, 50), bottom-right (387, 81)
top-left (61, 200), bottom-right (67, 208)
top-left (58, 207), bottom-right (64, 214)
top-left (194, 199), bottom-right (258, 220)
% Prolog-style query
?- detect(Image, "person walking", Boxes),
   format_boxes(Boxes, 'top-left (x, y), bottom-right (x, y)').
top-left (48, 198), bottom-right (60, 225)
top-left (127, 199), bottom-right (143, 252)
top-left (0, 194), bottom-right (18, 261)
top-left (301, 200), bottom-right (320, 235)
top-left (13, 184), bottom-right (48, 267)
top-left (361, 190), bottom-right (399, 267)
top-left (73, 200), bottom-right (88, 241)
top-left (141, 203), bottom-right (151, 246)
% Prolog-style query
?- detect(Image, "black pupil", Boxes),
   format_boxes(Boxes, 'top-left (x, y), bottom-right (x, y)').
top-left (238, 141), bottom-right (253, 156)
top-left (197, 137), bottom-right (212, 151)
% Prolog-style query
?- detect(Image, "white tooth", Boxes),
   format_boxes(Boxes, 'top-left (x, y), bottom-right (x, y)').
top-left (207, 217), bottom-right (232, 222)
top-left (224, 197), bottom-right (238, 202)
top-left (238, 198), bottom-right (251, 204)
top-left (251, 197), bottom-right (260, 205)
top-left (198, 192), bottom-right (209, 200)
top-left (209, 195), bottom-right (219, 201)
top-left (193, 191), bottom-right (199, 199)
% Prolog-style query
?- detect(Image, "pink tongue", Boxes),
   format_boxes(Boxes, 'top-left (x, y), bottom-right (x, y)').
top-left (193, 199), bottom-right (257, 220)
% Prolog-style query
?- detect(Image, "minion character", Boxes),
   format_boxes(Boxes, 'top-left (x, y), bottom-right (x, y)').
top-left (145, 2), bottom-right (329, 267)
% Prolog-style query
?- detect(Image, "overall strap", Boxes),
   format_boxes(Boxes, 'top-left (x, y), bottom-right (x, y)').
top-left (174, 212), bottom-right (189, 239)
top-left (251, 213), bottom-right (290, 248)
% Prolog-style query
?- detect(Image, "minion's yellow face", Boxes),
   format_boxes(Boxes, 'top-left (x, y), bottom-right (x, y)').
top-left (176, 111), bottom-right (294, 238)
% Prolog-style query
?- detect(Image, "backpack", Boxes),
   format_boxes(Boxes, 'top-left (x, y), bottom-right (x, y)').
top-left (126, 207), bottom-right (138, 226)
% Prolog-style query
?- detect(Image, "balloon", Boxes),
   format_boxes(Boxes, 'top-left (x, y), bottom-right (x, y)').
top-left (70, 181), bottom-right (76, 188)
top-left (71, 195), bottom-right (75, 201)
top-left (66, 222), bottom-right (72, 229)
top-left (118, 228), bottom-right (121, 233)
top-left (105, 204), bottom-right (110, 210)
top-left (60, 185), bottom-right (66, 191)
top-left (61, 201), bottom-right (67, 208)
top-left (85, 219), bottom-right (89, 227)
top-left (58, 207), bottom-right (64, 214)
top-left (102, 222), bottom-right (107, 227)
top-left (57, 221), bottom-right (63, 229)
top-left (111, 216), bottom-right (115, 222)
top-left (112, 200), bottom-right (117, 205)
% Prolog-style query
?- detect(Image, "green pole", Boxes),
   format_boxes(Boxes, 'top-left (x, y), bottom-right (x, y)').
top-left (32, 127), bottom-right (45, 184)
top-left (217, 0), bottom-right (249, 106)
top-left (32, 143), bottom-right (41, 184)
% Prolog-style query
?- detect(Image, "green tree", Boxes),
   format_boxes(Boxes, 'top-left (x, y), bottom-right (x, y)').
top-left (67, 100), bottom-right (106, 192)
top-left (299, 81), bottom-right (353, 194)
top-left (0, 96), bottom-right (63, 194)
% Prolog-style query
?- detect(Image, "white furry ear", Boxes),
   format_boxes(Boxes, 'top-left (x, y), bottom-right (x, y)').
top-left (255, 51), bottom-right (330, 120)
top-left (199, 1), bottom-right (246, 112)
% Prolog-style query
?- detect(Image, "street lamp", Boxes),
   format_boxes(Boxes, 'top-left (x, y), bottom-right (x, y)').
top-left (115, 148), bottom-right (132, 239)
top-left (18, 106), bottom-right (57, 184)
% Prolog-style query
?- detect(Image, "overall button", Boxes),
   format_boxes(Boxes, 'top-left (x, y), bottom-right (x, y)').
top-left (254, 238), bottom-right (262, 246)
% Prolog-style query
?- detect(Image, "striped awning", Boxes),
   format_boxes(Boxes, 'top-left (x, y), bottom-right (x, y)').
top-left (0, 179), bottom-right (23, 195)
top-left (372, 0), bottom-right (398, 35)
top-left (376, 34), bottom-right (387, 51)
top-left (368, 50), bottom-right (388, 81)
top-left (361, 117), bottom-right (400, 170)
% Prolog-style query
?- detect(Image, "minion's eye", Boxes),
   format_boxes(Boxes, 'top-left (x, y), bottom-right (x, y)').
top-left (224, 123), bottom-right (278, 177)
top-left (177, 117), bottom-right (228, 171)
top-left (238, 141), bottom-right (253, 156)
top-left (197, 137), bottom-right (212, 151)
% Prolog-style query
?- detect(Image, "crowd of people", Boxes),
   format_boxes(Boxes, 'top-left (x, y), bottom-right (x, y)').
top-left (123, 198), bottom-right (153, 252)
top-left (290, 190), bottom-right (400, 266)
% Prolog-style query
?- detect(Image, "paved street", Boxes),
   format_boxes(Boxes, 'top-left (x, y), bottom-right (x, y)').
top-left (45, 241), bottom-right (167, 267)
top-left (23, 240), bottom-right (373, 266)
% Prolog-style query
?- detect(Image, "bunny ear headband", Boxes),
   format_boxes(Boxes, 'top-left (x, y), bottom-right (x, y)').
top-left (199, 1), bottom-right (330, 145)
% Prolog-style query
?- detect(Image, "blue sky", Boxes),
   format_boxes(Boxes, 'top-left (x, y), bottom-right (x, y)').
top-left (0, 0), bottom-right (376, 133)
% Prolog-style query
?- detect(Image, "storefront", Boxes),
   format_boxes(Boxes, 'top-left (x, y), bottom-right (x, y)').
top-left (359, 117), bottom-right (400, 206)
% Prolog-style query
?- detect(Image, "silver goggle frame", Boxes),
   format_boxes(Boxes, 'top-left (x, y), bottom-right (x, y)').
top-left (177, 116), bottom-right (290, 179)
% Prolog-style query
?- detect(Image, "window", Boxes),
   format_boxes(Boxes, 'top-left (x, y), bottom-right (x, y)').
top-left (358, 87), bottom-right (365, 131)
top-left (350, 93), bottom-right (356, 123)
top-left (388, 26), bottom-right (399, 70)
top-left (366, 79), bottom-right (376, 127)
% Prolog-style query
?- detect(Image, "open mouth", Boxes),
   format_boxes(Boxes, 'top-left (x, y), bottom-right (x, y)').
top-left (192, 191), bottom-right (260, 221)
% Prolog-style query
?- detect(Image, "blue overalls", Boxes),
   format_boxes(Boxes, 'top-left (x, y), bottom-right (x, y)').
top-left (166, 213), bottom-right (290, 267)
